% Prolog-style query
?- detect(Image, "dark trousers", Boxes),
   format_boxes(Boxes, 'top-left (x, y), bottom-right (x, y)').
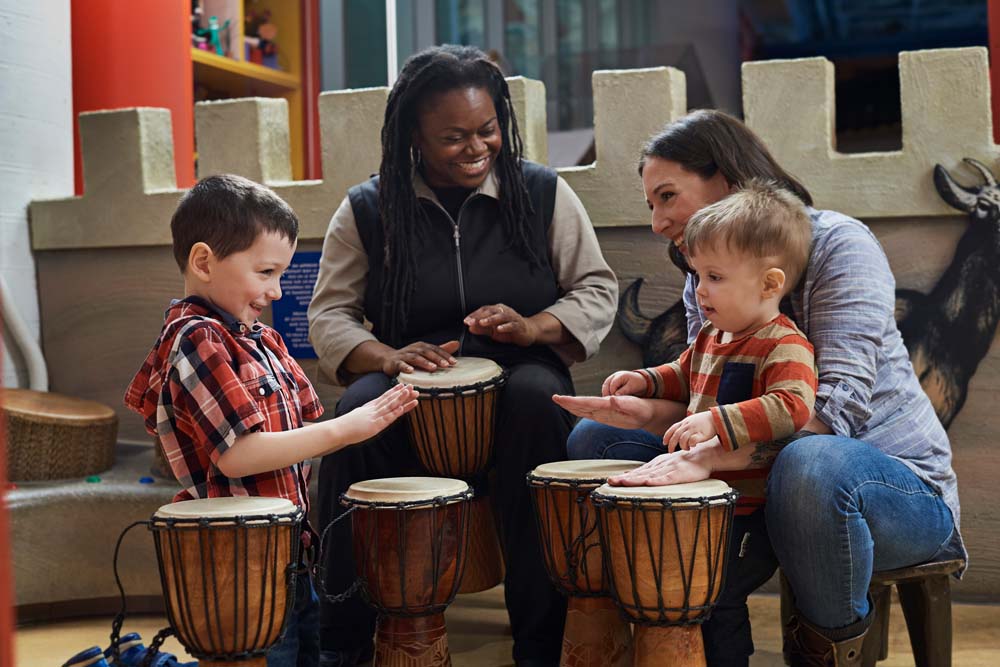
top-left (317, 362), bottom-right (573, 663)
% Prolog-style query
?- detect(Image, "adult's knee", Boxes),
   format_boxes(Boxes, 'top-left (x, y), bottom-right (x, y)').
top-left (335, 372), bottom-right (393, 416)
top-left (566, 419), bottom-right (611, 460)
top-left (766, 435), bottom-right (858, 530)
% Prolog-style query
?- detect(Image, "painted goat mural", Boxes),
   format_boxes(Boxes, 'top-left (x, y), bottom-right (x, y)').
top-left (617, 159), bottom-right (1000, 430)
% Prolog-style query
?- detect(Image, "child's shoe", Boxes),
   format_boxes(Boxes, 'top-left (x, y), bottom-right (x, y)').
top-left (63, 646), bottom-right (111, 667)
top-left (104, 633), bottom-right (197, 667)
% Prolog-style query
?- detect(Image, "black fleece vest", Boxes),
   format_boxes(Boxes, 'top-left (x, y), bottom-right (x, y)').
top-left (349, 160), bottom-right (566, 371)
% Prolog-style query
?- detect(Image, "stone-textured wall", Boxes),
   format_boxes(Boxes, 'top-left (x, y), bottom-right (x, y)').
top-left (28, 47), bottom-right (999, 600)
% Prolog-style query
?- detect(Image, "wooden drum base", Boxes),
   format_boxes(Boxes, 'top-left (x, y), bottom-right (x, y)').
top-left (375, 614), bottom-right (452, 667)
top-left (633, 624), bottom-right (706, 667)
top-left (199, 659), bottom-right (267, 667)
top-left (458, 495), bottom-right (504, 593)
top-left (561, 596), bottom-right (632, 667)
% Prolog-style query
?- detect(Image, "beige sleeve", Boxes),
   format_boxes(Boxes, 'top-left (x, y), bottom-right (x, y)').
top-left (307, 196), bottom-right (378, 386)
top-left (544, 176), bottom-right (619, 363)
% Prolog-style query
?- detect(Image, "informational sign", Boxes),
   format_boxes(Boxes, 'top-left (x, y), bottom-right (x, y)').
top-left (273, 251), bottom-right (321, 359)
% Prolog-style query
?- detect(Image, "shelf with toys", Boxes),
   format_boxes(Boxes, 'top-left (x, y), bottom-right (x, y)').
top-left (190, 0), bottom-right (307, 178)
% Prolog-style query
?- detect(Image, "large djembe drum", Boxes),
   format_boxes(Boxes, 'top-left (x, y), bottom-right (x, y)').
top-left (591, 480), bottom-right (738, 667)
top-left (527, 460), bottom-right (642, 667)
top-left (149, 497), bottom-right (303, 667)
top-left (398, 357), bottom-right (508, 593)
top-left (341, 477), bottom-right (472, 666)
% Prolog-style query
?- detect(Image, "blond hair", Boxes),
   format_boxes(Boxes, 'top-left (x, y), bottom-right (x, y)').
top-left (684, 179), bottom-right (812, 291)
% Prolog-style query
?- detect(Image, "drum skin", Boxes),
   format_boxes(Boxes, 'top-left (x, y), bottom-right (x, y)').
top-left (149, 498), bottom-right (301, 665)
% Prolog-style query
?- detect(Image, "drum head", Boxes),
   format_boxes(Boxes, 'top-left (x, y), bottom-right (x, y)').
top-left (343, 476), bottom-right (470, 506)
top-left (528, 459), bottom-right (643, 485)
top-left (594, 478), bottom-right (734, 505)
top-left (398, 356), bottom-right (503, 390)
top-left (154, 496), bottom-right (297, 519)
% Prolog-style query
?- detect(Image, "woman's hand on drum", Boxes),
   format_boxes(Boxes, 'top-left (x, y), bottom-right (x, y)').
top-left (382, 340), bottom-right (460, 376)
top-left (333, 383), bottom-right (419, 444)
top-left (551, 394), bottom-right (655, 430)
top-left (602, 370), bottom-right (648, 397)
top-left (607, 449), bottom-right (713, 487)
top-left (464, 303), bottom-right (539, 347)
top-left (663, 411), bottom-right (717, 452)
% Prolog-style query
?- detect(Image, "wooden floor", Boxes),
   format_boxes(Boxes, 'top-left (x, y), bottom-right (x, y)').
top-left (16, 588), bottom-right (1000, 666)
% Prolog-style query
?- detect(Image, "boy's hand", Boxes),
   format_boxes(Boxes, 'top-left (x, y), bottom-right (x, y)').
top-left (334, 383), bottom-right (418, 445)
top-left (602, 370), bottom-right (648, 397)
top-left (664, 411), bottom-right (717, 452)
top-left (382, 340), bottom-right (459, 376)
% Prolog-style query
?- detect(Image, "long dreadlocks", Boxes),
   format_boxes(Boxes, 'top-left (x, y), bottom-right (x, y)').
top-left (378, 44), bottom-right (540, 346)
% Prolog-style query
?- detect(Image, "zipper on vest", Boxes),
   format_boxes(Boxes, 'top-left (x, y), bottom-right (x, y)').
top-left (453, 221), bottom-right (468, 354)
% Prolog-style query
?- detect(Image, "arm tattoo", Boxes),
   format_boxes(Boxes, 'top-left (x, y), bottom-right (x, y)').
top-left (750, 430), bottom-right (816, 468)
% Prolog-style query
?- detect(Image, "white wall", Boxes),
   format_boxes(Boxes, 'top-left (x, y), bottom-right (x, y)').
top-left (0, 1), bottom-right (74, 387)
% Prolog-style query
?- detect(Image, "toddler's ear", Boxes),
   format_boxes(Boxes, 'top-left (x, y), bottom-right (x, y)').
top-left (187, 242), bottom-right (215, 282)
top-left (762, 267), bottom-right (786, 298)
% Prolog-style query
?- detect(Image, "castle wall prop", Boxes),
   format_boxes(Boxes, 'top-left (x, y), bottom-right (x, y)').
top-left (26, 47), bottom-right (999, 603)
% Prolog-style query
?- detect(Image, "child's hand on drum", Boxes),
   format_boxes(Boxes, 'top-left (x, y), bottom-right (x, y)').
top-left (664, 412), bottom-right (717, 452)
top-left (382, 341), bottom-right (459, 375)
top-left (335, 383), bottom-right (419, 444)
top-left (602, 370), bottom-right (648, 397)
top-left (607, 450), bottom-right (712, 487)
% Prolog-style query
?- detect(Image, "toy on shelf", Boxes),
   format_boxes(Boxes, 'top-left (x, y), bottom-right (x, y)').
top-left (190, 1), bottom-right (231, 57)
top-left (245, 8), bottom-right (280, 69)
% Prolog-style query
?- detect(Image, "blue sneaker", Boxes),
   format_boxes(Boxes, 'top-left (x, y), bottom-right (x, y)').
top-left (104, 633), bottom-right (197, 667)
top-left (63, 646), bottom-right (111, 667)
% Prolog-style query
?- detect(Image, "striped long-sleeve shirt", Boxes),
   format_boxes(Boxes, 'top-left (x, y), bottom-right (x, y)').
top-left (641, 314), bottom-right (816, 513)
top-left (644, 314), bottom-right (817, 452)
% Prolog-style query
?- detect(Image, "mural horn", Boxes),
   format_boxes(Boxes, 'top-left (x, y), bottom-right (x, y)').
top-left (933, 164), bottom-right (978, 213)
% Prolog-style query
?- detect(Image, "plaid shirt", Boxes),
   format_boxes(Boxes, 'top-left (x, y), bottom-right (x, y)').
top-left (125, 297), bottom-right (323, 508)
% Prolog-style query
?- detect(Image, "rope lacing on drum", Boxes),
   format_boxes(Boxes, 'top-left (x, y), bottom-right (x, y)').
top-left (139, 628), bottom-right (177, 667)
top-left (314, 505), bottom-right (361, 603)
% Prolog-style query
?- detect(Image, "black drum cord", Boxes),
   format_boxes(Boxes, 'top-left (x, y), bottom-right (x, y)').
top-left (313, 506), bottom-right (362, 604)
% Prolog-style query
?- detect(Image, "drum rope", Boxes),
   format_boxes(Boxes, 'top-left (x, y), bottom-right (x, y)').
top-left (314, 506), bottom-right (363, 603)
top-left (139, 628), bottom-right (177, 667)
top-left (108, 520), bottom-right (150, 664)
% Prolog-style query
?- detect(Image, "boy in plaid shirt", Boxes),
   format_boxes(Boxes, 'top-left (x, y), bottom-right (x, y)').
top-left (125, 174), bottom-right (417, 666)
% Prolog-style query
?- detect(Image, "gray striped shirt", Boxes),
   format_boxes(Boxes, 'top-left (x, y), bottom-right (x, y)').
top-left (683, 208), bottom-right (966, 571)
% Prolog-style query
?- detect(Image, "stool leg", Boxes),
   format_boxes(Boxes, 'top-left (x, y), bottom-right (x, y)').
top-left (780, 570), bottom-right (795, 666)
top-left (860, 585), bottom-right (891, 667)
top-left (896, 575), bottom-right (952, 667)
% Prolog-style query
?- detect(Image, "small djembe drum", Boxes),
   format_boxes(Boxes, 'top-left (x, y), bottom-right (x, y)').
top-left (527, 460), bottom-right (642, 667)
top-left (148, 497), bottom-right (303, 667)
top-left (398, 357), bottom-right (508, 593)
top-left (591, 480), bottom-right (738, 667)
top-left (342, 477), bottom-right (472, 667)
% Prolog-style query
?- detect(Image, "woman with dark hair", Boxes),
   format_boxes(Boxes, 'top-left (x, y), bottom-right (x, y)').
top-left (308, 44), bottom-right (617, 666)
top-left (555, 109), bottom-right (965, 667)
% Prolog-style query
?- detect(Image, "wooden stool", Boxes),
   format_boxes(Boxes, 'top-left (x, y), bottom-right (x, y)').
top-left (780, 559), bottom-right (966, 667)
top-left (2, 388), bottom-right (117, 481)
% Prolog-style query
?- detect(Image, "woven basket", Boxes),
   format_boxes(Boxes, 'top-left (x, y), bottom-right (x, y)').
top-left (2, 388), bottom-right (118, 481)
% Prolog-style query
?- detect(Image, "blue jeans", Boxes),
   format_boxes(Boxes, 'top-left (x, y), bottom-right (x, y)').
top-left (268, 571), bottom-right (321, 667)
top-left (567, 420), bottom-right (956, 664)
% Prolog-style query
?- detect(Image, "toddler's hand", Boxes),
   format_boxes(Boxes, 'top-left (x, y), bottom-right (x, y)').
top-left (664, 411), bottom-right (717, 453)
top-left (335, 383), bottom-right (418, 445)
top-left (601, 370), bottom-right (648, 397)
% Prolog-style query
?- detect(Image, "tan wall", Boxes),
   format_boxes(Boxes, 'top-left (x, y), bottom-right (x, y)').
top-left (29, 47), bottom-right (999, 600)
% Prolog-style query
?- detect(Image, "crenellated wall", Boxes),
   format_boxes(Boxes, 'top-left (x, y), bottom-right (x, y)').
top-left (27, 47), bottom-right (1000, 600)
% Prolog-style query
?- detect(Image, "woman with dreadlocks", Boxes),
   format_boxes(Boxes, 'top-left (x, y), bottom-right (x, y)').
top-left (307, 44), bottom-right (618, 666)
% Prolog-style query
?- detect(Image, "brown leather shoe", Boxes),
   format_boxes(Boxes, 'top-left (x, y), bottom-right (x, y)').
top-left (784, 613), bottom-right (867, 667)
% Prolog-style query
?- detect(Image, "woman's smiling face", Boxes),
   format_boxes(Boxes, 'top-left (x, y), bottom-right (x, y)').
top-left (413, 86), bottom-right (502, 190)
top-left (641, 156), bottom-right (731, 255)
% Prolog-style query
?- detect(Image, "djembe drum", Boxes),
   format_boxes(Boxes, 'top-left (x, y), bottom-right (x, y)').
top-left (342, 477), bottom-right (472, 667)
top-left (591, 480), bottom-right (738, 667)
top-left (398, 357), bottom-right (508, 593)
top-left (527, 460), bottom-right (642, 667)
top-left (149, 497), bottom-right (303, 667)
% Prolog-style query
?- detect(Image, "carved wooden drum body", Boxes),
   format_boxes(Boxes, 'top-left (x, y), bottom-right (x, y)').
top-left (527, 460), bottom-right (643, 667)
top-left (592, 480), bottom-right (738, 667)
top-left (149, 496), bottom-right (303, 667)
top-left (398, 357), bottom-right (508, 593)
top-left (342, 477), bottom-right (472, 667)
